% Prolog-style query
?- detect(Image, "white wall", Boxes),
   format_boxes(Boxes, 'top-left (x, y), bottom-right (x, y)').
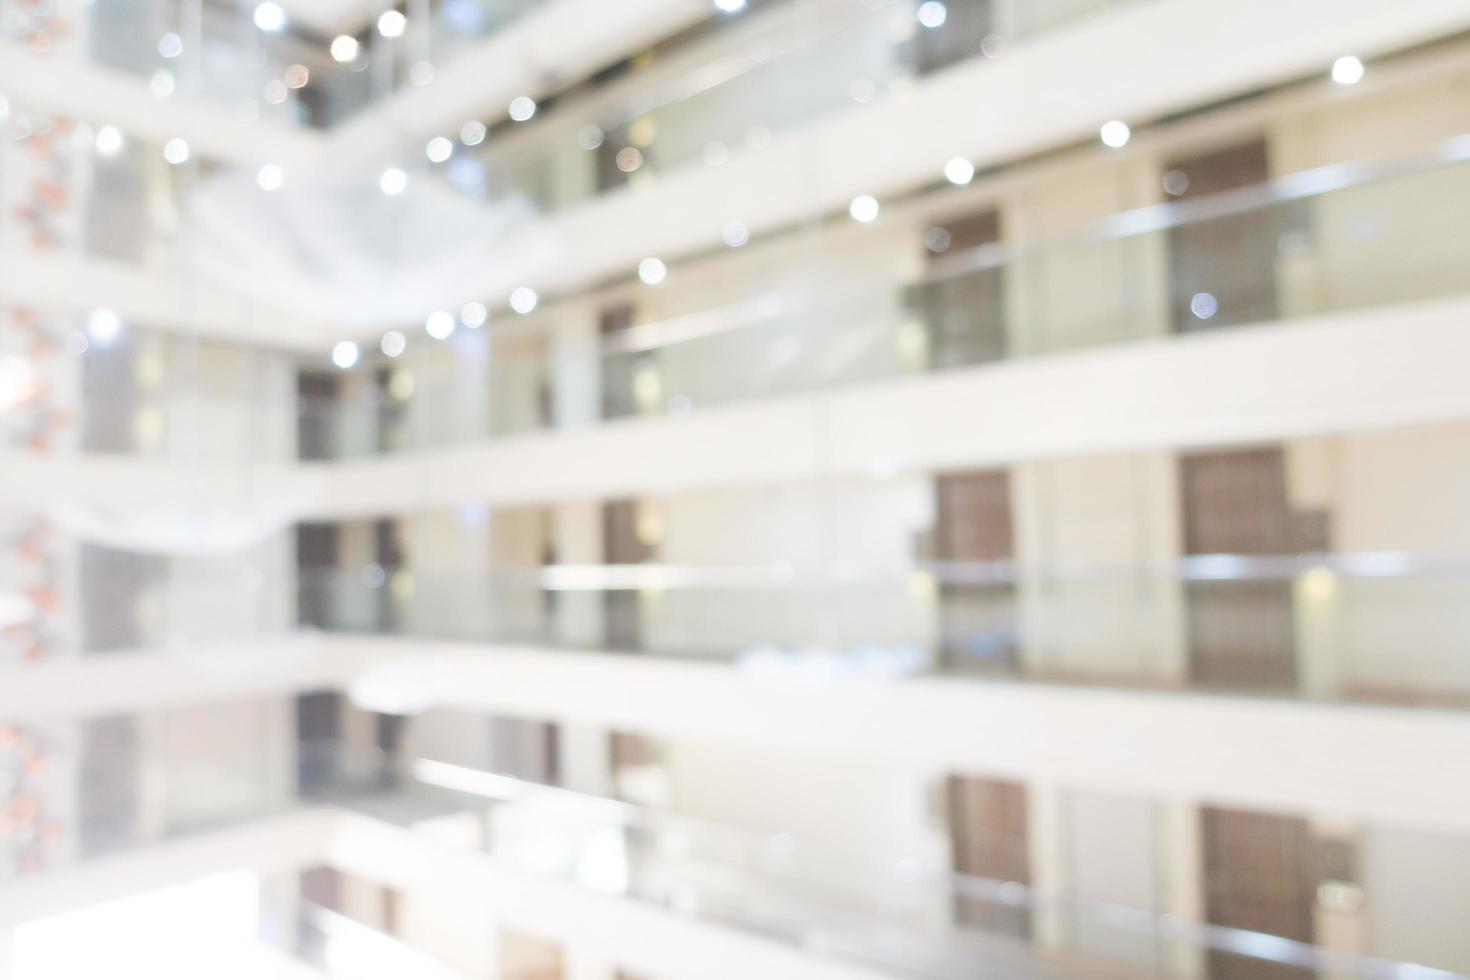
top-left (1013, 450), bottom-right (1187, 683)
top-left (662, 737), bottom-right (954, 929)
top-left (643, 479), bottom-right (934, 655)
top-left (1361, 826), bottom-right (1470, 974)
top-left (1293, 422), bottom-right (1470, 697)
top-left (135, 698), bottom-right (295, 836)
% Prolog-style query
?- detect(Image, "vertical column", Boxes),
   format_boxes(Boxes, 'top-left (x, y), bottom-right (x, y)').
top-left (1135, 450), bottom-right (1189, 684)
top-left (1009, 459), bottom-right (1052, 676)
top-left (1158, 800), bottom-right (1206, 979)
top-left (1026, 780), bottom-right (1069, 953)
top-left (552, 501), bottom-right (604, 649)
top-left (551, 304), bottom-right (608, 649)
top-left (550, 302), bottom-right (602, 432)
top-left (333, 521), bottom-right (380, 630)
top-left (1285, 436), bottom-right (1343, 699)
top-left (399, 510), bottom-right (494, 641)
top-left (1309, 818), bottom-right (1367, 980)
top-left (557, 722), bottom-right (611, 796)
top-left (548, 305), bottom-right (615, 803)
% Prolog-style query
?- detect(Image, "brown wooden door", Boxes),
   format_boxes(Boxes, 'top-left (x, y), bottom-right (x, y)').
top-left (911, 0), bottom-right (995, 76)
top-left (1179, 448), bottom-right (1299, 689)
top-left (603, 499), bottom-right (654, 651)
top-left (295, 523), bottom-right (340, 631)
top-left (374, 365), bottom-right (406, 453)
top-left (933, 469), bottom-right (1017, 671)
top-left (911, 209), bottom-right (1007, 370)
top-left (599, 304), bottom-right (639, 419)
top-left (1201, 806), bottom-right (1318, 980)
top-left (296, 371), bottom-right (338, 461)
top-left (1167, 139), bottom-right (1278, 332)
top-left (947, 775), bottom-right (1030, 937)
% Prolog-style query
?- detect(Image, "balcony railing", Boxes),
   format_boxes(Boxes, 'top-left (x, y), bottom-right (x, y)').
top-left (290, 550), bottom-right (1470, 707)
top-left (297, 132), bottom-right (1470, 459)
top-left (309, 747), bottom-right (1470, 980)
top-left (0, 0), bottom-right (537, 128)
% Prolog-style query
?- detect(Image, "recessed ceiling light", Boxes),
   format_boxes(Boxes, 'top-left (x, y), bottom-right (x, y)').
top-left (331, 341), bottom-right (360, 369)
top-left (379, 167), bottom-right (407, 195)
top-left (638, 257), bottom-right (667, 285)
top-left (917, 1), bottom-right (947, 28)
top-left (943, 157), bottom-right (975, 185)
top-left (1099, 119), bottom-right (1131, 148)
top-left (460, 302), bottom-right (487, 327)
top-left (508, 96), bottom-right (536, 122)
top-left (253, 2), bottom-right (286, 32)
top-left (1331, 55), bottom-right (1365, 85)
top-left (95, 125), bottom-right (124, 157)
top-left (377, 10), bottom-right (406, 37)
top-left (509, 287), bottom-right (539, 314)
top-left (256, 163), bottom-right (284, 190)
top-left (460, 120), bottom-right (486, 146)
top-left (330, 35), bottom-right (359, 62)
top-left (87, 308), bottom-right (123, 345)
top-left (848, 194), bottom-right (879, 223)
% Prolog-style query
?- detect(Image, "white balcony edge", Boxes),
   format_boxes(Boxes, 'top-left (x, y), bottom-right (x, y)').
top-left (331, 634), bottom-right (1470, 838)
top-left (6, 632), bottom-right (1463, 838)
top-left (309, 294), bottom-right (1470, 516)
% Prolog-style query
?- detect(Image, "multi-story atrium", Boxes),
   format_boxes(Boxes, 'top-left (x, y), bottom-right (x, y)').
top-left (4, 0), bottom-right (1470, 976)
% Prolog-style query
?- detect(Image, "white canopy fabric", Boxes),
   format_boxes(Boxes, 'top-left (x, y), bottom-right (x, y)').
top-left (0, 591), bottom-right (33, 630)
top-left (185, 168), bottom-right (560, 328)
top-left (48, 503), bottom-right (296, 556)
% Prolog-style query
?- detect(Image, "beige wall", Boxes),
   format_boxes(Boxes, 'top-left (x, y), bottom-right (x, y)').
top-left (1360, 826), bottom-right (1470, 974)
top-left (643, 479), bottom-right (934, 656)
top-left (1270, 68), bottom-right (1470, 319)
top-left (663, 737), bottom-right (952, 927)
top-left (1293, 422), bottom-right (1470, 698)
top-left (137, 697), bottom-right (295, 836)
top-left (1012, 451), bottom-right (1187, 683)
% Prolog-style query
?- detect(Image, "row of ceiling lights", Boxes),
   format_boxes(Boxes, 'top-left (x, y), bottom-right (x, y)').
top-left (328, 253), bottom-right (673, 369)
top-left (328, 48), bottom-right (1371, 366)
top-left (846, 55), bottom-right (1367, 222)
top-left (157, 49), bottom-right (1368, 192)
top-left (54, 5), bottom-right (1362, 363)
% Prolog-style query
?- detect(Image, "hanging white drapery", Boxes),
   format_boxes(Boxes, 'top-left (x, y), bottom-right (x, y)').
top-left (185, 168), bottom-right (560, 327)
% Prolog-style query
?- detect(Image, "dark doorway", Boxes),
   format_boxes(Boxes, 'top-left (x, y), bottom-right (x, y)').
top-left (79, 544), bottom-right (165, 652)
top-left (1201, 806), bottom-right (1318, 980)
top-left (1166, 139), bottom-right (1278, 333)
top-left (296, 691), bottom-right (342, 793)
top-left (295, 523), bottom-right (340, 630)
top-left (296, 371), bottom-right (338, 461)
top-left (910, 0), bottom-right (995, 76)
top-left (933, 469), bottom-right (1017, 672)
top-left (77, 715), bottom-right (141, 856)
top-left (602, 499), bottom-right (654, 651)
top-left (910, 209), bottom-right (1007, 370)
top-left (947, 774), bottom-right (1030, 937)
top-left (1179, 447), bottom-right (1300, 690)
top-left (599, 303), bottom-right (640, 419)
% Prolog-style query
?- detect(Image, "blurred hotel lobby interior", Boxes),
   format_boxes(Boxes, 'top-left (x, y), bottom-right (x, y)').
top-left (4, 0), bottom-right (1470, 977)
